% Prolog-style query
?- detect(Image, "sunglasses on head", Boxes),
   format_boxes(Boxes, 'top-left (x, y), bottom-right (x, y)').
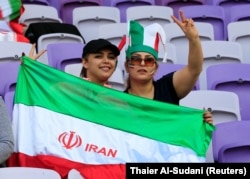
top-left (129, 55), bottom-right (156, 67)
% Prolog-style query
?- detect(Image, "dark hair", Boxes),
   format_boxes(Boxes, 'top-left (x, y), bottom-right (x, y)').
top-left (80, 54), bottom-right (88, 78)
top-left (80, 66), bottom-right (87, 78)
top-left (125, 57), bottom-right (131, 89)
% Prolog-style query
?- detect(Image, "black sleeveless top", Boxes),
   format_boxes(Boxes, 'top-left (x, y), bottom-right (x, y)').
top-left (124, 72), bottom-right (180, 105)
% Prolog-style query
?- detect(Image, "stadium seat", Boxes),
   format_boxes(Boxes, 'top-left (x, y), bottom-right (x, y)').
top-left (110, 0), bottom-right (155, 22)
top-left (22, 0), bottom-right (49, 6)
top-left (46, 42), bottom-right (84, 69)
top-left (158, 42), bottom-right (177, 64)
top-left (48, 0), bottom-right (61, 14)
top-left (180, 90), bottom-right (241, 125)
top-left (200, 40), bottom-right (243, 90)
top-left (206, 63), bottom-right (250, 121)
top-left (227, 21), bottom-right (250, 64)
top-left (209, 0), bottom-right (250, 35)
top-left (210, 0), bottom-right (250, 8)
top-left (155, 0), bottom-right (205, 17)
top-left (180, 90), bottom-right (241, 162)
top-left (107, 67), bottom-right (126, 91)
top-left (212, 121), bottom-right (250, 163)
top-left (64, 63), bottom-right (82, 77)
top-left (59, 0), bottom-right (102, 24)
top-left (0, 167), bottom-right (61, 179)
top-left (25, 22), bottom-right (84, 44)
top-left (37, 33), bottom-right (84, 65)
top-left (154, 64), bottom-right (185, 81)
top-left (19, 4), bottom-right (62, 26)
top-left (0, 41), bottom-right (32, 63)
top-left (126, 5), bottom-right (173, 27)
top-left (0, 62), bottom-right (20, 97)
top-left (72, 6), bottom-right (120, 43)
top-left (97, 23), bottom-right (127, 46)
top-left (25, 22), bottom-right (85, 65)
top-left (67, 169), bottom-right (84, 179)
top-left (229, 4), bottom-right (250, 23)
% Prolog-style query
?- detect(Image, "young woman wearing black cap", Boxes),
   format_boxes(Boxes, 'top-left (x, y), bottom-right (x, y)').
top-left (28, 39), bottom-right (120, 88)
top-left (80, 39), bottom-right (120, 87)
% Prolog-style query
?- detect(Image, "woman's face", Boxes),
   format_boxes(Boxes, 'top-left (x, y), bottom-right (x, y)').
top-left (125, 52), bottom-right (157, 81)
top-left (82, 49), bottom-right (117, 83)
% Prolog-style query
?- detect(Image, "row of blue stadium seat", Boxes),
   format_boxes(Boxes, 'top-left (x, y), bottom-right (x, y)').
top-left (1, 31), bottom-right (250, 89)
top-left (22, 0), bottom-right (250, 15)
top-left (21, 0), bottom-right (250, 36)
top-left (14, 4), bottom-right (250, 72)
top-left (20, 3), bottom-right (250, 41)
top-left (1, 35), bottom-right (249, 89)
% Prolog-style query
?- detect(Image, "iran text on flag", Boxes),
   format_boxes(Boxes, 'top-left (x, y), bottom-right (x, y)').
top-left (8, 56), bottom-right (214, 179)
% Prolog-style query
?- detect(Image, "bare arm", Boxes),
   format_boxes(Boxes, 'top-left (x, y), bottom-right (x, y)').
top-left (171, 11), bottom-right (203, 99)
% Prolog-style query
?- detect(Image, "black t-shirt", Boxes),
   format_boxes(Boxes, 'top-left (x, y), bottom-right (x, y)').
top-left (124, 72), bottom-right (180, 105)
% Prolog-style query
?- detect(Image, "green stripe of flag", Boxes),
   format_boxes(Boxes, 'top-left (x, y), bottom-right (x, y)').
top-left (15, 56), bottom-right (214, 156)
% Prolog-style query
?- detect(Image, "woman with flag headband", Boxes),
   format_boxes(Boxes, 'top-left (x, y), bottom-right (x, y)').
top-left (123, 11), bottom-right (213, 124)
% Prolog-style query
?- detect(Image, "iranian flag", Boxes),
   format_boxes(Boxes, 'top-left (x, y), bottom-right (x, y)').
top-left (0, 0), bottom-right (29, 42)
top-left (8, 56), bottom-right (214, 179)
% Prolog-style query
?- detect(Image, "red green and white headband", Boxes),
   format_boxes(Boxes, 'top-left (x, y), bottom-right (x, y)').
top-left (124, 20), bottom-right (167, 61)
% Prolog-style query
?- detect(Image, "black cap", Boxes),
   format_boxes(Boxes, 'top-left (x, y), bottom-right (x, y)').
top-left (82, 39), bottom-right (120, 58)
